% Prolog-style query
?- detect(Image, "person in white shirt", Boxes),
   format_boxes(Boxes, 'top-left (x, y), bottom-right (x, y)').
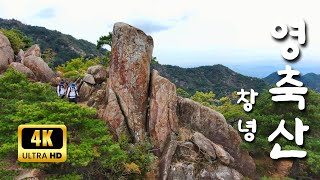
top-left (56, 81), bottom-right (65, 98)
top-left (66, 83), bottom-right (79, 103)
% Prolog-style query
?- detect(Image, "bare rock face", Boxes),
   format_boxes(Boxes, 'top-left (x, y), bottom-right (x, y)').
top-left (83, 73), bottom-right (96, 85)
top-left (149, 70), bottom-right (178, 154)
top-left (23, 55), bottom-right (55, 83)
top-left (168, 162), bottom-right (195, 180)
top-left (79, 82), bottom-right (94, 101)
top-left (177, 97), bottom-right (255, 177)
top-left (100, 88), bottom-right (130, 140)
top-left (9, 62), bottom-right (35, 79)
top-left (87, 89), bottom-right (107, 108)
top-left (192, 132), bottom-right (217, 160)
top-left (176, 141), bottom-right (198, 162)
top-left (159, 134), bottom-right (178, 180)
top-left (0, 31), bottom-right (14, 73)
top-left (87, 65), bottom-right (107, 84)
top-left (199, 164), bottom-right (243, 180)
top-left (17, 49), bottom-right (24, 63)
top-left (109, 22), bottom-right (154, 142)
top-left (24, 44), bottom-right (41, 57)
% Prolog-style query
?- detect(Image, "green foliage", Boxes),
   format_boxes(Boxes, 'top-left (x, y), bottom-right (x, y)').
top-left (0, 161), bottom-right (19, 179)
top-left (56, 57), bottom-right (100, 81)
top-left (119, 137), bottom-right (157, 178)
top-left (191, 91), bottom-right (216, 108)
top-left (97, 32), bottom-right (112, 50)
top-left (177, 88), bottom-right (191, 98)
top-left (241, 90), bottom-right (320, 177)
top-left (45, 174), bottom-right (83, 180)
top-left (42, 48), bottom-right (57, 67)
top-left (189, 89), bottom-right (320, 178)
top-left (0, 68), bottom-right (155, 179)
top-left (0, 28), bottom-right (33, 54)
top-left (97, 32), bottom-right (112, 66)
top-left (151, 57), bottom-right (159, 65)
top-left (101, 51), bottom-right (111, 66)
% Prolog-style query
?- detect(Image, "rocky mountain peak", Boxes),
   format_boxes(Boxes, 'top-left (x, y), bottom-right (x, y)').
top-left (79, 22), bottom-right (256, 179)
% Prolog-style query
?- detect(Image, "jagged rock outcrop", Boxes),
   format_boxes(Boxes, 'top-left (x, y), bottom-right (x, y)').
top-left (149, 70), bottom-right (178, 154)
top-left (108, 22), bottom-right (154, 142)
top-left (78, 22), bottom-right (256, 179)
top-left (9, 62), bottom-right (35, 79)
top-left (199, 164), bottom-right (243, 180)
top-left (24, 44), bottom-right (41, 57)
top-left (23, 55), bottom-right (55, 82)
top-left (177, 97), bottom-right (255, 178)
top-left (159, 134), bottom-right (178, 180)
top-left (87, 65), bottom-right (107, 84)
top-left (192, 132), bottom-right (234, 165)
top-left (99, 88), bottom-right (130, 139)
top-left (0, 31), bottom-right (14, 73)
top-left (192, 131), bottom-right (217, 160)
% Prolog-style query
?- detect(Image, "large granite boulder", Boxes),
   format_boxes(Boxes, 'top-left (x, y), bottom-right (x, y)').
top-left (149, 70), bottom-right (179, 154)
top-left (24, 44), bottom-right (41, 57)
top-left (177, 97), bottom-right (255, 178)
top-left (79, 82), bottom-right (94, 101)
top-left (159, 134), bottom-right (178, 180)
top-left (83, 73), bottom-right (96, 85)
top-left (0, 31), bottom-right (14, 73)
top-left (9, 62), bottom-right (35, 79)
top-left (108, 22), bottom-right (154, 142)
top-left (23, 55), bottom-right (55, 82)
top-left (87, 65), bottom-right (107, 83)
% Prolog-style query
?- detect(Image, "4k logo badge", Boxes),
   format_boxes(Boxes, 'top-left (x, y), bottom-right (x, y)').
top-left (18, 125), bottom-right (67, 162)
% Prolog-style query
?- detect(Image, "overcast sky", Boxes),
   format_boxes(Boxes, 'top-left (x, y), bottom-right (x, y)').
top-left (0, 0), bottom-right (319, 77)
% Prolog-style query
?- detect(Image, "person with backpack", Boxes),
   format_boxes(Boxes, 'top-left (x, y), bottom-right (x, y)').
top-left (56, 80), bottom-right (66, 98)
top-left (66, 83), bottom-right (79, 103)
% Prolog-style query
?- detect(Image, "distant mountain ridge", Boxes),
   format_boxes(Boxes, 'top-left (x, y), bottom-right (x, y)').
top-left (151, 63), bottom-right (270, 97)
top-left (264, 72), bottom-right (320, 92)
top-left (0, 18), bottom-right (105, 67)
top-left (2, 18), bottom-right (318, 97)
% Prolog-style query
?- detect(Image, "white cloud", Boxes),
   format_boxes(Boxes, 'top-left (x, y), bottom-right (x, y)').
top-left (0, 0), bottom-right (319, 71)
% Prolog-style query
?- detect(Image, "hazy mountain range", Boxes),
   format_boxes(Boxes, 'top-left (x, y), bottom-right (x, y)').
top-left (1, 18), bottom-right (319, 97)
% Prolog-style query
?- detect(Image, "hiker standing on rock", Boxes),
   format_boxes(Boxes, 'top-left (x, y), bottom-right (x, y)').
top-left (56, 80), bottom-right (66, 98)
top-left (66, 82), bottom-right (79, 103)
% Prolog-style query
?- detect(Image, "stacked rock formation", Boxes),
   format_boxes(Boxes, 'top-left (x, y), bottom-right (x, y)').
top-left (1, 22), bottom-right (256, 179)
top-left (80, 22), bottom-right (256, 179)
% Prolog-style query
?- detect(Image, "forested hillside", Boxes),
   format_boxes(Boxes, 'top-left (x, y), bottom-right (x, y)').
top-left (0, 18), bottom-right (105, 67)
top-left (264, 72), bottom-right (320, 92)
top-left (152, 63), bottom-right (270, 97)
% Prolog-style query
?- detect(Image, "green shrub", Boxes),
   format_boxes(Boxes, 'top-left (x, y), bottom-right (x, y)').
top-left (56, 57), bottom-right (100, 81)
top-left (0, 28), bottom-right (33, 54)
top-left (0, 68), bottom-right (154, 179)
